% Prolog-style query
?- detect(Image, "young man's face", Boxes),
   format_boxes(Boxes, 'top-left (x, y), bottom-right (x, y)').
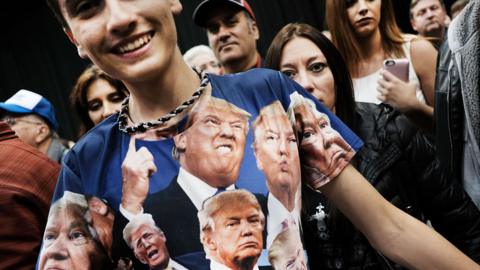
top-left (205, 6), bottom-right (259, 71)
top-left (410, 0), bottom-right (447, 37)
top-left (58, 0), bottom-right (182, 82)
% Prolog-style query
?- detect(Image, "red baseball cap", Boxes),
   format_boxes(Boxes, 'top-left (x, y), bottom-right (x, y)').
top-left (193, 0), bottom-right (256, 27)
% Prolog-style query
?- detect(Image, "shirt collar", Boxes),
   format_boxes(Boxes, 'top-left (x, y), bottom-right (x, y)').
top-left (210, 258), bottom-right (259, 270)
top-left (169, 258), bottom-right (188, 270)
top-left (177, 167), bottom-right (234, 210)
top-left (266, 192), bottom-right (301, 248)
top-left (0, 121), bottom-right (17, 142)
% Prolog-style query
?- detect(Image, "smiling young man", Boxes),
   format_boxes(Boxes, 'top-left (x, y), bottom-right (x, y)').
top-left (45, 0), bottom-right (340, 267)
top-left (193, 0), bottom-right (262, 74)
top-left (41, 0), bottom-right (480, 269)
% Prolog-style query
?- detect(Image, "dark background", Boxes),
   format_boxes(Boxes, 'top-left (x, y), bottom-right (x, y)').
top-left (0, 0), bottom-right (456, 140)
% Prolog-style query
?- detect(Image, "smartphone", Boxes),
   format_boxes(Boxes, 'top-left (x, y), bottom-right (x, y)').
top-left (383, 58), bottom-right (409, 82)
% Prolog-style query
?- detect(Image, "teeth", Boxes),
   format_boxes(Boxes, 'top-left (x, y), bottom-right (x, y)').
top-left (148, 250), bottom-right (158, 258)
top-left (217, 146), bottom-right (232, 154)
top-left (117, 33), bottom-right (152, 54)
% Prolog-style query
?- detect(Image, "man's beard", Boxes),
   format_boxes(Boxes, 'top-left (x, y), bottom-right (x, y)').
top-left (425, 23), bottom-right (444, 37)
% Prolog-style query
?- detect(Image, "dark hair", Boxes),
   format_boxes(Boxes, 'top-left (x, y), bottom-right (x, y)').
top-left (326, 0), bottom-right (405, 76)
top-left (70, 65), bottom-right (128, 137)
top-left (410, 0), bottom-right (446, 18)
top-left (265, 23), bottom-right (357, 131)
top-left (46, 0), bottom-right (69, 31)
top-left (451, 0), bottom-right (469, 17)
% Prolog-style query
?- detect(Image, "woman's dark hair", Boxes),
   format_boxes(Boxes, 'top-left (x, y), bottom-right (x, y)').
top-left (70, 64), bottom-right (129, 138)
top-left (265, 23), bottom-right (357, 131)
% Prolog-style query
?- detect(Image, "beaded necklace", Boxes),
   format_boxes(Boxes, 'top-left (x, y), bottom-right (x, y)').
top-left (118, 69), bottom-right (209, 134)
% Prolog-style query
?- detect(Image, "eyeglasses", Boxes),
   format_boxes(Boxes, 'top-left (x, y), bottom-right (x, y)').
top-left (2, 117), bottom-right (43, 126)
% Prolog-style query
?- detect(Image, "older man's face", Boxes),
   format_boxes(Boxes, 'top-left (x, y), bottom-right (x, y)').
top-left (410, 0), bottom-right (447, 36)
top-left (39, 204), bottom-right (102, 270)
top-left (205, 6), bottom-right (259, 72)
top-left (209, 205), bottom-right (263, 269)
top-left (2, 114), bottom-right (47, 148)
top-left (254, 111), bottom-right (300, 196)
top-left (294, 104), bottom-right (354, 183)
top-left (131, 224), bottom-right (169, 270)
top-left (177, 100), bottom-right (248, 187)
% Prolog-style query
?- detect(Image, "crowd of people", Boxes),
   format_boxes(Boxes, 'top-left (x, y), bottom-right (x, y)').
top-left (0, 0), bottom-right (478, 269)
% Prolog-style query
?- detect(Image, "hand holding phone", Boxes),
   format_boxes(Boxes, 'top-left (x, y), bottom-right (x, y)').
top-left (383, 58), bottom-right (409, 82)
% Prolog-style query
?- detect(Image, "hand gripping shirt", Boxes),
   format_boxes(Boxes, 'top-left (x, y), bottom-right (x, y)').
top-left (37, 69), bottom-right (362, 270)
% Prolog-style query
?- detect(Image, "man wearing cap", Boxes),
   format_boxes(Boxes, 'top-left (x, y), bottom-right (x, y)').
top-left (193, 0), bottom-right (262, 74)
top-left (0, 89), bottom-right (70, 163)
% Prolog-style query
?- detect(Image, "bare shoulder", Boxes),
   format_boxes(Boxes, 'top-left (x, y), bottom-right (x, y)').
top-left (406, 35), bottom-right (437, 69)
top-left (405, 35), bottom-right (437, 105)
top-left (409, 36), bottom-right (437, 57)
top-left (322, 30), bottom-right (332, 40)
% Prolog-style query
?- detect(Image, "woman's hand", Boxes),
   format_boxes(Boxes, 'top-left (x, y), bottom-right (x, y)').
top-left (377, 69), bottom-right (421, 113)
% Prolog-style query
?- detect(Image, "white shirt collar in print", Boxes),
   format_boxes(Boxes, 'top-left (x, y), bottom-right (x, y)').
top-left (266, 192), bottom-right (301, 248)
top-left (177, 167), bottom-right (234, 210)
top-left (210, 258), bottom-right (259, 270)
top-left (169, 258), bottom-right (188, 270)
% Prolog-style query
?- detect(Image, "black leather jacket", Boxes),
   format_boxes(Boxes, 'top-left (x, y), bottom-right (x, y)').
top-left (434, 39), bottom-right (464, 180)
top-left (303, 103), bottom-right (480, 269)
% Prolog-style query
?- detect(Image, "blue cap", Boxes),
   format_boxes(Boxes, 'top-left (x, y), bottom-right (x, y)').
top-left (0, 89), bottom-right (58, 131)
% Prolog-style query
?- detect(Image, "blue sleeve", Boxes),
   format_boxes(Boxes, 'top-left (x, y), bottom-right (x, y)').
top-left (52, 149), bottom-right (85, 202)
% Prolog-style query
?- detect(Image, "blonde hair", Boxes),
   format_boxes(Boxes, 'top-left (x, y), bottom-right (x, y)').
top-left (198, 190), bottom-right (265, 250)
top-left (183, 45), bottom-right (217, 66)
top-left (48, 191), bottom-right (96, 239)
top-left (123, 213), bottom-right (163, 248)
top-left (268, 227), bottom-right (303, 268)
top-left (252, 101), bottom-right (288, 143)
top-left (173, 96), bottom-right (251, 160)
top-left (287, 92), bottom-right (330, 129)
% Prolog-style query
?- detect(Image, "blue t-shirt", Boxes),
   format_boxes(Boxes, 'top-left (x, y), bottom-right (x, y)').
top-left (38, 69), bottom-right (362, 270)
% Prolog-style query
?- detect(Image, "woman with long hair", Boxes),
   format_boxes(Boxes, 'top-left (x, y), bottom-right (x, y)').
top-left (265, 22), bottom-right (480, 269)
top-left (326, 0), bottom-right (437, 131)
top-left (70, 65), bottom-right (129, 138)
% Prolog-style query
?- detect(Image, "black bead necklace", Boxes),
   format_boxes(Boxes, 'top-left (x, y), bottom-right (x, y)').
top-left (118, 69), bottom-right (209, 134)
